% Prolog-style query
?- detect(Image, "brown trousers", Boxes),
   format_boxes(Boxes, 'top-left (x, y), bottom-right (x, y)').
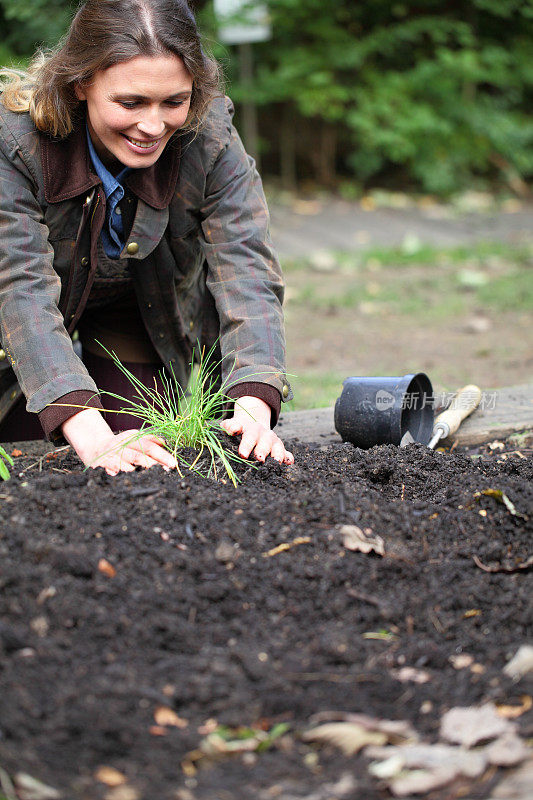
top-left (0, 350), bottom-right (166, 442)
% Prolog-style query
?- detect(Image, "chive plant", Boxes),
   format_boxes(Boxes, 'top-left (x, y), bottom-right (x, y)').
top-left (0, 445), bottom-right (13, 481)
top-left (101, 344), bottom-right (254, 486)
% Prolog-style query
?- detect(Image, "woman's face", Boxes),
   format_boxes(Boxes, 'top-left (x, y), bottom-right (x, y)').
top-left (76, 53), bottom-right (193, 169)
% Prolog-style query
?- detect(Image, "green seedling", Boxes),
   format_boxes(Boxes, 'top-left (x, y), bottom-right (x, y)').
top-left (0, 445), bottom-right (14, 481)
top-left (99, 343), bottom-right (257, 486)
top-left (362, 628), bottom-right (398, 641)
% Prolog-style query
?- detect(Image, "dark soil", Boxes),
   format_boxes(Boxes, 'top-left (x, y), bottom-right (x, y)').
top-left (0, 439), bottom-right (532, 800)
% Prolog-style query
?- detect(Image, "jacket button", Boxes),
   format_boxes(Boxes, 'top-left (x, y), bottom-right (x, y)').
top-left (0, 349), bottom-right (6, 361)
top-left (81, 256), bottom-right (89, 266)
top-left (126, 242), bottom-right (139, 255)
top-left (282, 384), bottom-right (290, 399)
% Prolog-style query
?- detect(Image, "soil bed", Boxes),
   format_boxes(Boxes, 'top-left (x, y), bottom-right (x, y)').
top-left (1, 439), bottom-right (532, 799)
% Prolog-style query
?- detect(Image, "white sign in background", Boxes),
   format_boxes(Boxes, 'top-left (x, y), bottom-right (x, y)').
top-left (214, 0), bottom-right (271, 45)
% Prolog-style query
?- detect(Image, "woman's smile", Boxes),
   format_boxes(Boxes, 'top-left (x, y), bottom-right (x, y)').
top-left (121, 133), bottom-right (164, 153)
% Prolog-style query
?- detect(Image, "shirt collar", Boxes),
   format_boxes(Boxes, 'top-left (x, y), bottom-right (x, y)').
top-left (85, 126), bottom-right (131, 198)
top-left (41, 116), bottom-right (182, 209)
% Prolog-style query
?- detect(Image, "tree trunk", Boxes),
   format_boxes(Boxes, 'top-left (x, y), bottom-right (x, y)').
top-left (280, 103), bottom-right (297, 191)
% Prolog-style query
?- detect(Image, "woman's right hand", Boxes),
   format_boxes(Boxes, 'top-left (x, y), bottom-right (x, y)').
top-left (61, 408), bottom-right (177, 476)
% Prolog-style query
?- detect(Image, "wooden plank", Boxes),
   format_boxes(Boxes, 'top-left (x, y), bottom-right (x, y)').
top-left (6, 384), bottom-right (533, 457)
top-left (278, 384), bottom-right (533, 448)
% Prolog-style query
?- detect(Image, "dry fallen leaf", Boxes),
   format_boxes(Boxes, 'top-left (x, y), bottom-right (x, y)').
top-left (94, 766), bottom-right (127, 787)
top-left (367, 742), bottom-right (487, 780)
top-left (392, 666), bottom-right (431, 684)
top-left (197, 718), bottom-right (218, 735)
top-left (337, 525), bottom-right (384, 556)
top-left (390, 766), bottom-right (457, 797)
top-left (503, 645), bottom-right (533, 680)
top-left (473, 554), bottom-right (533, 573)
top-left (440, 703), bottom-right (513, 747)
top-left (13, 773), bottom-right (61, 800)
top-left (485, 733), bottom-right (531, 766)
top-left (302, 722), bottom-right (387, 756)
top-left (308, 712), bottom-right (418, 743)
top-left (98, 558), bottom-right (116, 578)
top-left (449, 653), bottom-right (474, 669)
top-left (495, 695), bottom-right (532, 719)
top-left (154, 706), bottom-right (188, 728)
top-left (263, 537), bottom-right (311, 557)
top-left (104, 787), bottom-right (140, 800)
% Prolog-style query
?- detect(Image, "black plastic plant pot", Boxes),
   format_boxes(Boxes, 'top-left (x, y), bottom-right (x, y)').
top-left (334, 373), bottom-right (434, 448)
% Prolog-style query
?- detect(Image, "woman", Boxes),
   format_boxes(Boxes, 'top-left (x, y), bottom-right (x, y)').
top-left (0, 0), bottom-right (293, 476)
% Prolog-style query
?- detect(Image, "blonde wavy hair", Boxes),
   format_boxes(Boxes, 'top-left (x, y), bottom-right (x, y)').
top-left (0, 0), bottom-right (221, 138)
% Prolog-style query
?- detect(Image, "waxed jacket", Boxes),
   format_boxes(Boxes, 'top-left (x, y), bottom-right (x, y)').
top-left (0, 96), bottom-right (291, 427)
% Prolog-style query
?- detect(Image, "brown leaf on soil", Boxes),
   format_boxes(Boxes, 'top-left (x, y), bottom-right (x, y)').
top-left (153, 706), bottom-right (188, 728)
top-left (495, 695), bottom-right (532, 719)
top-left (302, 722), bottom-right (387, 756)
top-left (473, 554), bottom-right (533, 573)
top-left (98, 559), bottom-right (116, 578)
top-left (392, 666), bottom-right (431, 684)
top-left (485, 732), bottom-right (531, 766)
top-left (263, 537), bottom-right (311, 557)
top-left (367, 741), bottom-right (488, 796)
top-left (36, 586), bottom-right (57, 606)
top-left (503, 645), bottom-right (533, 680)
top-left (337, 525), bottom-right (384, 556)
top-left (197, 718), bottom-right (218, 735)
top-left (463, 609), bottom-right (481, 618)
top-left (94, 766), bottom-right (127, 786)
top-left (449, 653), bottom-right (474, 669)
top-left (308, 712), bottom-right (418, 744)
top-left (440, 704), bottom-right (514, 747)
top-left (13, 773), bottom-right (61, 800)
top-left (104, 787), bottom-right (140, 800)
top-left (390, 766), bottom-right (457, 796)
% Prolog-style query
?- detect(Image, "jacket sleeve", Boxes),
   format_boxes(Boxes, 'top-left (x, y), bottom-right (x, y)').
top-left (0, 130), bottom-right (98, 416)
top-left (199, 99), bottom-right (292, 407)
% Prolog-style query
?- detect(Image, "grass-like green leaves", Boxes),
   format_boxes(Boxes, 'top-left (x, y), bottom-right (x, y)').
top-left (101, 344), bottom-right (254, 486)
top-left (0, 444), bottom-right (14, 481)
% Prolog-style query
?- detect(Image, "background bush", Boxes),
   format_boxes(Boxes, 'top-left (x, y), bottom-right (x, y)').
top-left (2, 0), bottom-right (532, 196)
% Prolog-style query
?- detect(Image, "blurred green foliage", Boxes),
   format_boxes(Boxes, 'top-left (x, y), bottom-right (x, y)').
top-left (0, 0), bottom-right (73, 64)
top-left (1, 0), bottom-right (532, 195)
top-left (204, 0), bottom-right (533, 195)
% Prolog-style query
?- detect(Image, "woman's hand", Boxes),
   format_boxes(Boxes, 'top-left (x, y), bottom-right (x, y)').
top-left (61, 408), bottom-right (177, 476)
top-left (221, 396), bottom-right (294, 465)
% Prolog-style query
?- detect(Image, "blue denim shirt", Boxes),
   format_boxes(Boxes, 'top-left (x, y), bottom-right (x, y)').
top-left (86, 128), bottom-right (131, 258)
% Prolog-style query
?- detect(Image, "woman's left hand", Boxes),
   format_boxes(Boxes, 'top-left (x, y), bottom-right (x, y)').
top-left (221, 396), bottom-right (294, 465)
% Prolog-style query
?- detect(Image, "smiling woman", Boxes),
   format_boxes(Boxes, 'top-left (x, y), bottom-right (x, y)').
top-left (0, 0), bottom-right (293, 475)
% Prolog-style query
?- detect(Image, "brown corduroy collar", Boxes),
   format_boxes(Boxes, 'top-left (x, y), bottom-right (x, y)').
top-left (40, 118), bottom-right (181, 210)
